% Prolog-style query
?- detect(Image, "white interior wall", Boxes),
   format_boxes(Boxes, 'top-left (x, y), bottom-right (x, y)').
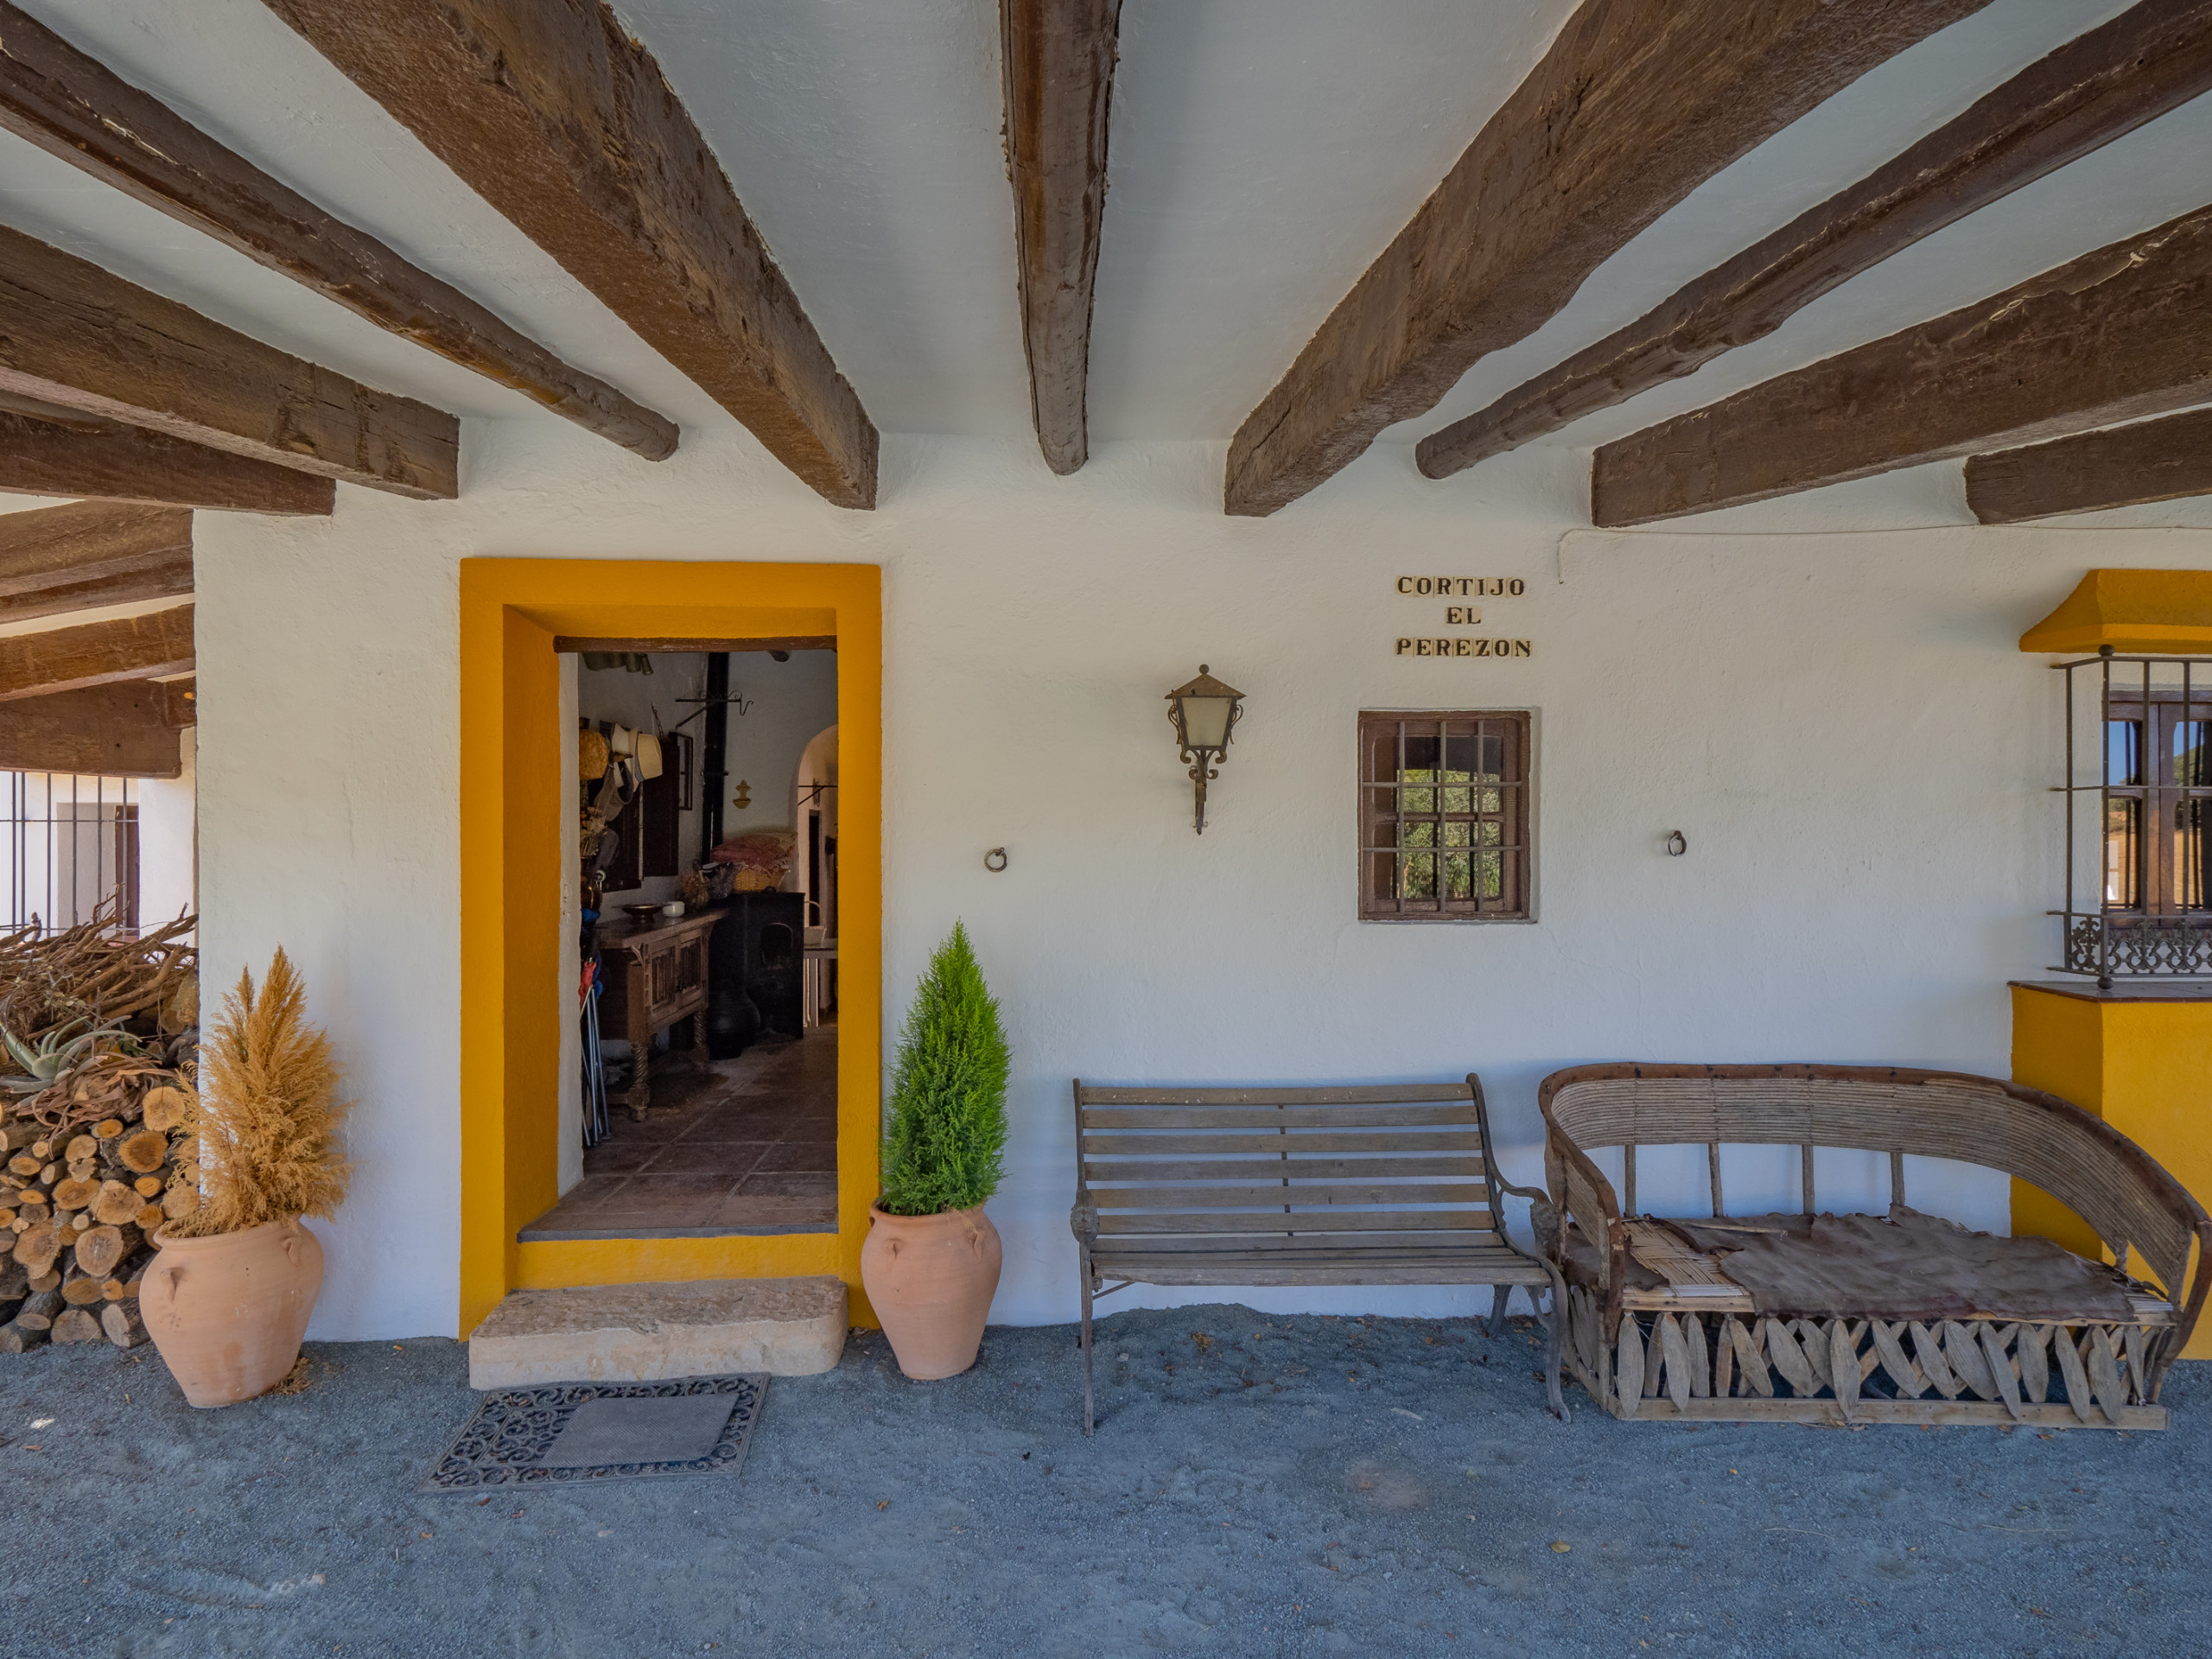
top-left (190, 423), bottom-right (2212, 1339)
top-left (725, 651), bottom-right (838, 849)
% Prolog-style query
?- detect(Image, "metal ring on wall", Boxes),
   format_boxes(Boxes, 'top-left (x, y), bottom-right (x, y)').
top-left (983, 847), bottom-right (1008, 873)
top-left (1664, 830), bottom-right (1687, 857)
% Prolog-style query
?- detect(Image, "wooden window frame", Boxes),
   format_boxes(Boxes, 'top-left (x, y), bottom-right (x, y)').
top-left (2102, 693), bottom-right (2212, 917)
top-left (1357, 709), bottom-right (1533, 923)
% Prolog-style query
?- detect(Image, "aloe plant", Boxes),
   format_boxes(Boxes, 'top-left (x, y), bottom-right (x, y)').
top-left (1, 1020), bottom-right (142, 1093)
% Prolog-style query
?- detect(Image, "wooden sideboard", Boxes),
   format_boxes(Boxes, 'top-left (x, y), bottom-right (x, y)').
top-left (598, 911), bottom-right (722, 1118)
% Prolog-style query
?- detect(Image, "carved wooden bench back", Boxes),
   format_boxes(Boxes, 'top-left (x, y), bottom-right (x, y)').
top-left (1539, 1063), bottom-right (2210, 1342)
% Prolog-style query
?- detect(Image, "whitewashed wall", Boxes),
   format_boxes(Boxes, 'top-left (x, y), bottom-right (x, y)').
top-left (190, 417), bottom-right (2212, 1338)
top-left (138, 728), bottom-right (196, 931)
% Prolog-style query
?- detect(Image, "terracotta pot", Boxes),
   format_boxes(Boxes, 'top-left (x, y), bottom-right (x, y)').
top-left (143, 1217), bottom-right (325, 1408)
top-left (860, 1204), bottom-right (1001, 1379)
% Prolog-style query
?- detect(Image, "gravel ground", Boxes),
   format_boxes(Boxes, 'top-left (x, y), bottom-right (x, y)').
top-left (1, 1305), bottom-right (2205, 1658)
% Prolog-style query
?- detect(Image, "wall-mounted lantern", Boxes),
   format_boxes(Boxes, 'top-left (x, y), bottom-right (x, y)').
top-left (1165, 665), bottom-right (1244, 835)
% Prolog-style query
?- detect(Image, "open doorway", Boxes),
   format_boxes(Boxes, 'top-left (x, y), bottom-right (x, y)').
top-left (457, 558), bottom-right (878, 1332)
top-left (522, 642), bottom-right (839, 1241)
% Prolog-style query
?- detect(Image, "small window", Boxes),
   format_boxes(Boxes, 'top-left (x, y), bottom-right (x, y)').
top-left (1358, 711), bottom-right (1530, 921)
top-left (2103, 699), bottom-right (2212, 915)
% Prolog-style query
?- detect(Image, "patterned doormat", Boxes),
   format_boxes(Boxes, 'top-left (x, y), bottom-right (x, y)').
top-left (419, 1374), bottom-right (767, 1491)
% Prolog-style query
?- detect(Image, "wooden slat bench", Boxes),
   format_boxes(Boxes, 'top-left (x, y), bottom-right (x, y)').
top-left (1540, 1063), bottom-right (2212, 1428)
top-left (1071, 1076), bottom-right (1567, 1432)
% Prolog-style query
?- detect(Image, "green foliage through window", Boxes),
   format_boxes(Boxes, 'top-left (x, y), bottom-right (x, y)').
top-left (1395, 767), bottom-right (1503, 902)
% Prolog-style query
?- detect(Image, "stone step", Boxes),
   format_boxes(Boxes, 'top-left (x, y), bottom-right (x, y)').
top-left (469, 1275), bottom-right (846, 1389)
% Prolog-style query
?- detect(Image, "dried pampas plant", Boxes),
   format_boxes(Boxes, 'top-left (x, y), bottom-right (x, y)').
top-left (163, 947), bottom-right (350, 1238)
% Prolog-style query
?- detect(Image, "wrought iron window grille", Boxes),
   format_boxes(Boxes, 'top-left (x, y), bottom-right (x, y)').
top-left (1357, 710), bottom-right (1531, 922)
top-left (1, 772), bottom-right (140, 938)
top-left (2051, 650), bottom-right (2212, 985)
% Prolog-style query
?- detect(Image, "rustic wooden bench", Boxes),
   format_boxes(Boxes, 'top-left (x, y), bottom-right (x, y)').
top-left (1539, 1063), bottom-right (2212, 1428)
top-left (1070, 1077), bottom-right (1567, 1432)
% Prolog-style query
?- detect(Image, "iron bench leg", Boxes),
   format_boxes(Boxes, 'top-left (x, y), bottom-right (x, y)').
top-left (1487, 1284), bottom-right (1510, 1338)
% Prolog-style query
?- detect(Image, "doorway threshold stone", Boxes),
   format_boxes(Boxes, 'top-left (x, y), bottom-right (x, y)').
top-left (469, 1275), bottom-right (846, 1389)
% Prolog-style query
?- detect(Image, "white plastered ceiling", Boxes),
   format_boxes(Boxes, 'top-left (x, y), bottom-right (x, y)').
top-left (0, 0), bottom-right (2206, 523)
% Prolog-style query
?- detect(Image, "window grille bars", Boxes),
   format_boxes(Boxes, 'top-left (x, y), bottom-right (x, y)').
top-left (2053, 652), bottom-right (2212, 984)
top-left (0, 772), bottom-right (140, 937)
top-left (1357, 711), bottom-right (1530, 921)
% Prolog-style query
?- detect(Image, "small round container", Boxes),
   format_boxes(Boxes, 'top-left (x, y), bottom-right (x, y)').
top-left (660, 901), bottom-right (685, 918)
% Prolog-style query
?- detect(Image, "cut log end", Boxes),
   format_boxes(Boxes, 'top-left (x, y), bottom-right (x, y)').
top-left (73, 1222), bottom-right (136, 1278)
top-left (92, 1179), bottom-right (140, 1225)
top-left (140, 1086), bottom-right (188, 1133)
top-left (118, 1130), bottom-right (168, 1174)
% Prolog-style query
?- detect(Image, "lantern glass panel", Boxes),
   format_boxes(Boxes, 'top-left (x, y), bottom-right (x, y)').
top-left (1179, 695), bottom-right (1235, 750)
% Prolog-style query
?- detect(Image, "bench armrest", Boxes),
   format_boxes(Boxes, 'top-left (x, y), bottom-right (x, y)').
top-left (1542, 1128), bottom-right (1628, 1334)
top-left (1486, 1176), bottom-right (1560, 1274)
top-left (1069, 1199), bottom-right (1097, 1246)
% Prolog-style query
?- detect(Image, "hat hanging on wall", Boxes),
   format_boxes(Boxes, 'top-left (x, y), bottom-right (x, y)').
top-left (607, 723), bottom-right (637, 759)
top-left (578, 727), bottom-right (610, 782)
top-left (634, 732), bottom-right (664, 781)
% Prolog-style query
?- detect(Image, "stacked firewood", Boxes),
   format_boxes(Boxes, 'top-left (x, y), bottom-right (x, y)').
top-left (0, 1084), bottom-right (197, 1350)
top-left (0, 909), bottom-right (199, 1352)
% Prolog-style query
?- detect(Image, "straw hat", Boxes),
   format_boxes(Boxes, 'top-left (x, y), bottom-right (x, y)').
top-left (578, 727), bottom-right (609, 781)
top-left (634, 732), bottom-right (664, 780)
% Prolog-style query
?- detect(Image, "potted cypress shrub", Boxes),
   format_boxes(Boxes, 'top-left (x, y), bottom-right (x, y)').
top-left (861, 922), bottom-right (1008, 1378)
top-left (144, 949), bottom-right (350, 1407)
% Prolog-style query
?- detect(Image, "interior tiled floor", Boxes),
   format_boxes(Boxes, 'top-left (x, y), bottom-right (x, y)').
top-left (520, 1024), bottom-right (836, 1239)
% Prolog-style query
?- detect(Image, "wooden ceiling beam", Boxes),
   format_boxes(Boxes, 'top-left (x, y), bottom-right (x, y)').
top-left (1420, 0), bottom-right (2212, 480)
top-left (1001, 0), bottom-right (1122, 475)
top-left (1967, 406), bottom-right (2212, 523)
top-left (0, 501), bottom-right (188, 598)
top-left (0, 409), bottom-right (334, 515)
top-left (0, 3), bottom-right (675, 462)
top-left (264, 0), bottom-right (877, 509)
top-left (0, 557), bottom-right (194, 629)
top-left (0, 679), bottom-right (187, 777)
top-left (1221, 0), bottom-right (1994, 517)
top-left (0, 604), bottom-right (194, 702)
top-left (1592, 205), bottom-right (2212, 525)
top-left (0, 226), bottom-right (457, 499)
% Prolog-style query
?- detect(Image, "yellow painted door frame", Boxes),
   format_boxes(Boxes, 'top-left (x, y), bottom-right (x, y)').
top-left (458, 559), bottom-right (880, 1336)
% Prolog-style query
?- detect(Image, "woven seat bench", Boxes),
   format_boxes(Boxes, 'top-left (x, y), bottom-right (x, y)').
top-left (1539, 1063), bottom-right (2212, 1429)
top-left (1070, 1076), bottom-right (1567, 1433)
